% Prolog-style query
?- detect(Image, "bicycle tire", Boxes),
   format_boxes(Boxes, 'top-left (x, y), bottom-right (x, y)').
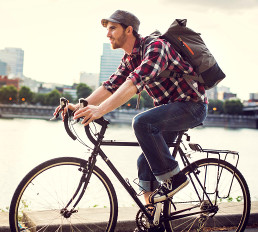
top-left (163, 158), bottom-right (250, 232)
top-left (9, 157), bottom-right (118, 232)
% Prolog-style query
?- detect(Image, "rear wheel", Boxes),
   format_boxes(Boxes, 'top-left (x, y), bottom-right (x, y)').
top-left (9, 157), bottom-right (118, 232)
top-left (164, 158), bottom-right (250, 232)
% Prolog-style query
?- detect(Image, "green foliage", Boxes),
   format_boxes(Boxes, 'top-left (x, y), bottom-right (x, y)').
top-left (0, 85), bottom-right (18, 103)
top-left (0, 206), bottom-right (9, 212)
top-left (122, 91), bottom-right (154, 109)
top-left (19, 86), bottom-right (34, 104)
top-left (32, 93), bottom-right (46, 105)
top-left (236, 196), bottom-right (243, 202)
top-left (223, 100), bottom-right (243, 115)
top-left (141, 91), bottom-right (153, 108)
top-left (208, 99), bottom-right (224, 114)
top-left (62, 92), bottom-right (74, 103)
top-left (122, 95), bottom-right (138, 108)
top-left (76, 83), bottom-right (92, 100)
top-left (45, 89), bottom-right (61, 106)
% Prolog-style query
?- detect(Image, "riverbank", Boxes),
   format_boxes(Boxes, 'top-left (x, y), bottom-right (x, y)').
top-left (0, 104), bottom-right (257, 129)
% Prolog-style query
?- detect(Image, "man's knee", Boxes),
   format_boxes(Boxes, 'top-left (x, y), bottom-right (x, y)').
top-left (132, 113), bottom-right (146, 131)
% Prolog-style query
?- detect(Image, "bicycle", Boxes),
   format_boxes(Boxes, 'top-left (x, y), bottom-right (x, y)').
top-left (9, 98), bottom-right (251, 232)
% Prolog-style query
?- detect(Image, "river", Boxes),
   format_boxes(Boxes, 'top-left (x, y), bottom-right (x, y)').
top-left (0, 118), bottom-right (257, 210)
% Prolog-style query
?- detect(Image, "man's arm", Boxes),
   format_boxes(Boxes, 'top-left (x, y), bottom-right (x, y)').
top-left (86, 85), bottom-right (112, 106)
top-left (73, 79), bottom-right (137, 125)
top-left (99, 79), bottom-right (137, 115)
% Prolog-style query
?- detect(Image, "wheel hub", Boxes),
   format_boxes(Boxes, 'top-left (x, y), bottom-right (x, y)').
top-left (60, 208), bottom-right (78, 218)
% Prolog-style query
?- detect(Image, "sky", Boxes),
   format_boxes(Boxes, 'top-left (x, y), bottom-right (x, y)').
top-left (1, 0), bottom-right (258, 100)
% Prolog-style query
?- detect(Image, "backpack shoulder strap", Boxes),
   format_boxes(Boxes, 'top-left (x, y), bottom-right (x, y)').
top-left (141, 30), bottom-right (161, 59)
top-left (183, 75), bottom-right (204, 100)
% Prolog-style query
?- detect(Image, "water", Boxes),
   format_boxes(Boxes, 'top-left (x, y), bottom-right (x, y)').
top-left (1, 118), bottom-right (258, 211)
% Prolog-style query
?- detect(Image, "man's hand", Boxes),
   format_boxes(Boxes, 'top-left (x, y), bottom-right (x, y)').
top-left (73, 105), bottom-right (104, 126)
top-left (53, 103), bottom-right (79, 121)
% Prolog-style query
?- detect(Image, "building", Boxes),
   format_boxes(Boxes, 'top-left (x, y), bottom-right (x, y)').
top-left (19, 76), bottom-right (41, 93)
top-left (63, 88), bottom-right (77, 100)
top-left (80, 72), bottom-right (99, 90)
top-left (0, 47), bottom-right (24, 77)
top-left (218, 92), bottom-right (237, 100)
top-left (249, 93), bottom-right (258, 102)
top-left (0, 75), bottom-right (20, 89)
top-left (217, 86), bottom-right (237, 100)
top-left (99, 43), bottom-right (124, 85)
top-left (206, 86), bottom-right (218, 100)
top-left (0, 60), bottom-right (7, 75)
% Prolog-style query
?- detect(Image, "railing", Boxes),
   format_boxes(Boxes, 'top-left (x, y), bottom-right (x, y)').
top-left (0, 104), bottom-right (257, 128)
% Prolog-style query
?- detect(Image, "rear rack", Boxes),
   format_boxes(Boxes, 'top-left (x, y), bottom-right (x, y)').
top-left (188, 142), bottom-right (239, 169)
top-left (188, 143), bottom-right (240, 201)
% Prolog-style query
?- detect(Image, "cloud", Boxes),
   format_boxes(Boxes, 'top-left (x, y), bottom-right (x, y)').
top-left (160, 0), bottom-right (258, 10)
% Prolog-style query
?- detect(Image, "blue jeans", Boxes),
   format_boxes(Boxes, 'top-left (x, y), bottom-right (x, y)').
top-left (132, 101), bottom-right (207, 192)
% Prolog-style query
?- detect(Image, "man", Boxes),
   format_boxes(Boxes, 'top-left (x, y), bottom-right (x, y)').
top-left (54, 8), bottom-right (207, 227)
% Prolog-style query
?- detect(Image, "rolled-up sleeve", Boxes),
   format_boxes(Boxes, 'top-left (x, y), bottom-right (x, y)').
top-left (102, 60), bottom-right (131, 94)
top-left (127, 40), bottom-right (170, 93)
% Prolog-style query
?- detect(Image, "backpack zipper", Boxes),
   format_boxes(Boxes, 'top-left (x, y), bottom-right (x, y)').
top-left (178, 37), bottom-right (194, 55)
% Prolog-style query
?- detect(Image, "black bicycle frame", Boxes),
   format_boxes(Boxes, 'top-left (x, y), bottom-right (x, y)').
top-left (64, 117), bottom-right (219, 222)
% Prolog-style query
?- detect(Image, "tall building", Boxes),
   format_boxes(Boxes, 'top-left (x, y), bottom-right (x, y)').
top-left (0, 60), bottom-right (7, 75)
top-left (80, 72), bottom-right (99, 90)
top-left (99, 43), bottom-right (124, 85)
top-left (0, 47), bottom-right (24, 77)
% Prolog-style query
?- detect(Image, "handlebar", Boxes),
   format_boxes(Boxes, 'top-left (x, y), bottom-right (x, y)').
top-left (53, 97), bottom-right (110, 145)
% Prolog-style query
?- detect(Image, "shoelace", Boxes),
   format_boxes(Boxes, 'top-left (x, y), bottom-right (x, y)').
top-left (159, 179), bottom-right (173, 193)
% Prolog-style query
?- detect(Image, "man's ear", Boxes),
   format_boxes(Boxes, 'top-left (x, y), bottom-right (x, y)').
top-left (126, 26), bottom-right (133, 35)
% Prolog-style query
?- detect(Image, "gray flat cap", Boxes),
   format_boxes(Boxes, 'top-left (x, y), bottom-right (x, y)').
top-left (101, 10), bottom-right (140, 33)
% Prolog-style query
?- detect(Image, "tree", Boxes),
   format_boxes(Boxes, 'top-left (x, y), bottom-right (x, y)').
top-left (45, 89), bottom-right (61, 106)
top-left (76, 83), bottom-right (92, 100)
top-left (33, 93), bottom-right (47, 105)
top-left (123, 95), bottom-right (138, 109)
top-left (62, 92), bottom-right (74, 103)
top-left (223, 100), bottom-right (243, 115)
top-left (141, 91), bottom-right (153, 108)
top-left (19, 86), bottom-right (34, 104)
top-left (0, 85), bottom-right (18, 104)
top-left (208, 99), bottom-right (224, 114)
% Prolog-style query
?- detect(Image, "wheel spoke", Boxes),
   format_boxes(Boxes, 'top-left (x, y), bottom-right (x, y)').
top-left (164, 158), bottom-right (250, 232)
top-left (9, 157), bottom-right (118, 232)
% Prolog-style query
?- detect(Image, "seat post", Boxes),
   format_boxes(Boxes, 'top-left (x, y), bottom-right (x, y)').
top-left (171, 130), bottom-right (186, 158)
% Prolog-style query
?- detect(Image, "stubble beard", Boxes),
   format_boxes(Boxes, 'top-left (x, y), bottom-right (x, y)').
top-left (110, 31), bottom-right (127, 49)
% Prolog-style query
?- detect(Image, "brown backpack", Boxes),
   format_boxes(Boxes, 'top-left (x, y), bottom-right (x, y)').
top-left (142, 19), bottom-right (226, 97)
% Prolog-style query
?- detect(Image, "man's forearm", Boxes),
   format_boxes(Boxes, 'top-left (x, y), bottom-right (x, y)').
top-left (99, 79), bottom-right (137, 115)
top-left (85, 85), bottom-right (112, 106)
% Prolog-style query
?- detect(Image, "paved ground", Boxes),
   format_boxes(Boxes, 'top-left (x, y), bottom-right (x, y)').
top-left (1, 202), bottom-right (258, 232)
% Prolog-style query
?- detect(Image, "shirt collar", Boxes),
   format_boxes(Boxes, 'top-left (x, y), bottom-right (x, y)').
top-left (130, 36), bottom-right (143, 56)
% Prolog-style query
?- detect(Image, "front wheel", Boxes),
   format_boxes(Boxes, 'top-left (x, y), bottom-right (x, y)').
top-left (164, 158), bottom-right (250, 232)
top-left (9, 157), bottom-right (118, 232)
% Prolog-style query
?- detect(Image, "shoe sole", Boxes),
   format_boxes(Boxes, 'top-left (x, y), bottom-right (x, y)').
top-left (150, 178), bottom-right (189, 203)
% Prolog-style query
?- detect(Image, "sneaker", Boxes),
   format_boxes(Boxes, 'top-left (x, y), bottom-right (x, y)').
top-left (149, 172), bottom-right (189, 203)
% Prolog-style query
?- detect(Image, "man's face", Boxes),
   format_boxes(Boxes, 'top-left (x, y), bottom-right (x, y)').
top-left (106, 22), bottom-right (127, 49)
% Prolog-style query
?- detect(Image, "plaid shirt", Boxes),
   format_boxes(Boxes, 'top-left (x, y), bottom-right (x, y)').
top-left (103, 36), bottom-right (207, 106)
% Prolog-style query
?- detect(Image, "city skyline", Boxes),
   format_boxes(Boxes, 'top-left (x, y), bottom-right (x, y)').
top-left (1, 0), bottom-right (258, 100)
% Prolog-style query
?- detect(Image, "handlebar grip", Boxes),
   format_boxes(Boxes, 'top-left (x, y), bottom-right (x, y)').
top-left (64, 109), bottom-right (77, 140)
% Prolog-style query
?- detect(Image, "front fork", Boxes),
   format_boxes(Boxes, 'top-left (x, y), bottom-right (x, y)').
top-left (60, 155), bottom-right (97, 218)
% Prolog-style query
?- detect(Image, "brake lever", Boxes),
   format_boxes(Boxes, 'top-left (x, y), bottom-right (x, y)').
top-left (50, 97), bottom-right (69, 120)
top-left (72, 98), bottom-right (89, 125)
